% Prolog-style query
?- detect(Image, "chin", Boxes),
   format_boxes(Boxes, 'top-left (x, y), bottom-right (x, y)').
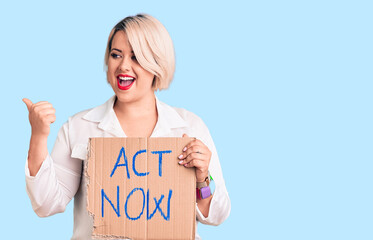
top-left (114, 91), bottom-right (134, 102)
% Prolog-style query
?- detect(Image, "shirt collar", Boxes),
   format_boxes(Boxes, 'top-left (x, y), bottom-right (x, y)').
top-left (82, 95), bottom-right (187, 137)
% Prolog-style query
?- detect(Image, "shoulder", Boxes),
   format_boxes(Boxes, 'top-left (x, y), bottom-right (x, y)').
top-left (158, 100), bottom-right (210, 134)
top-left (160, 101), bottom-right (215, 151)
top-left (172, 106), bottom-right (205, 127)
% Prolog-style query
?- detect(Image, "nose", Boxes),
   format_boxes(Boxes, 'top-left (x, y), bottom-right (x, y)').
top-left (119, 57), bottom-right (131, 72)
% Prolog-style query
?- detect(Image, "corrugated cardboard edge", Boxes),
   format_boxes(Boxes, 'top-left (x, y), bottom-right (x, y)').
top-left (85, 138), bottom-right (96, 234)
top-left (92, 234), bottom-right (131, 240)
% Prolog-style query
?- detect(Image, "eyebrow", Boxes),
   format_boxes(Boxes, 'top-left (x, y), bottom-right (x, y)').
top-left (111, 48), bottom-right (134, 53)
top-left (111, 48), bottom-right (122, 53)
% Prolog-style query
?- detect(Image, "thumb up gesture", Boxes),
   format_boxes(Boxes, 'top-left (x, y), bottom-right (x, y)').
top-left (23, 98), bottom-right (56, 137)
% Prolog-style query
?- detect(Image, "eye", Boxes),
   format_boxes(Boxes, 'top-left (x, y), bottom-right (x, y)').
top-left (131, 55), bottom-right (137, 61)
top-left (110, 53), bottom-right (121, 59)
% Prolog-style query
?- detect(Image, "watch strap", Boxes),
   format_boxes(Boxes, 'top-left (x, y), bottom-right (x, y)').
top-left (196, 176), bottom-right (210, 188)
top-left (196, 186), bottom-right (212, 200)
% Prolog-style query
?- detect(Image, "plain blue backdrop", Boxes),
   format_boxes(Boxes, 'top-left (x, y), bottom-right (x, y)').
top-left (1, 0), bottom-right (372, 239)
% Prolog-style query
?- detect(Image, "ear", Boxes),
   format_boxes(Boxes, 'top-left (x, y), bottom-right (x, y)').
top-left (152, 76), bottom-right (162, 92)
top-left (152, 75), bottom-right (157, 88)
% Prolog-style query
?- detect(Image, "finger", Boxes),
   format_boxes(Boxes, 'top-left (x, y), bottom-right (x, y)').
top-left (184, 139), bottom-right (204, 152)
top-left (178, 145), bottom-right (203, 160)
top-left (180, 152), bottom-right (206, 165)
top-left (184, 159), bottom-right (205, 168)
top-left (182, 133), bottom-right (194, 151)
top-left (22, 98), bottom-right (33, 111)
top-left (33, 103), bottom-right (54, 112)
top-left (39, 108), bottom-right (56, 116)
top-left (181, 133), bottom-right (189, 152)
top-left (46, 115), bottom-right (56, 124)
top-left (34, 101), bottom-right (50, 106)
top-left (34, 102), bottom-right (53, 109)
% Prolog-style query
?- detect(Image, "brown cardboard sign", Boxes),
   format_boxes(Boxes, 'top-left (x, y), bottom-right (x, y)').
top-left (86, 137), bottom-right (196, 240)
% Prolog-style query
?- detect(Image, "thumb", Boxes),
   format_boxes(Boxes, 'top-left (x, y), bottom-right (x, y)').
top-left (182, 133), bottom-right (189, 138)
top-left (22, 98), bottom-right (33, 111)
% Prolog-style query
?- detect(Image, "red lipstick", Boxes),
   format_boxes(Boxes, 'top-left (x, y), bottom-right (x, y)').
top-left (117, 74), bottom-right (135, 90)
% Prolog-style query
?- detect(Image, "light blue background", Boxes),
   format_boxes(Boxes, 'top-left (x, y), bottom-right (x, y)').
top-left (1, 0), bottom-right (372, 239)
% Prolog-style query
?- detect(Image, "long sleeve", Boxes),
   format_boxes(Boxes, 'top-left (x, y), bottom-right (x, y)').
top-left (25, 121), bottom-right (82, 217)
top-left (193, 117), bottom-right (231, 226)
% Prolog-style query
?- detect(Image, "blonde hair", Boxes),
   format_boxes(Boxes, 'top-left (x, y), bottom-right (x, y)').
top-left (104, 14), bottom-right (175, 90)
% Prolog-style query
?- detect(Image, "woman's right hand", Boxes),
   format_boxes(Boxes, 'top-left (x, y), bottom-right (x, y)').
top-left (23, 98), bottom-right (56, 137)
top-left (23, 98), bottom-right (56, 176)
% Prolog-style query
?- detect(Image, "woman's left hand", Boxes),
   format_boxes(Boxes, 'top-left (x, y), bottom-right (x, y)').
top-left (178, 134), bottom-right (211, 182)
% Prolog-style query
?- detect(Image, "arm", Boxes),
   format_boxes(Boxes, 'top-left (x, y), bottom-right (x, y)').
top-left (179, 120), bottom-right (231, 225)
top-left (24, 98), bottom-right (82, 217)
top-left (179, 135), bottom-right (213, 218)
top-left (23, 98), bottom-right (55, 176)
top-left (196, 130), bottom-right (231, 225)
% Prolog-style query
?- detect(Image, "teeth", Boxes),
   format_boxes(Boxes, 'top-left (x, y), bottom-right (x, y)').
top-left (118, 76), bottom-right (134, 80)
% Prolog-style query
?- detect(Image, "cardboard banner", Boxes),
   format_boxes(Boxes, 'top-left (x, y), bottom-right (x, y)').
top-left (86, 137), bottom-right (196, 240)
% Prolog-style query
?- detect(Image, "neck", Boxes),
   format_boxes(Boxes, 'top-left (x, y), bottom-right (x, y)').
top-left (113, 93), bottom-right (157, 119)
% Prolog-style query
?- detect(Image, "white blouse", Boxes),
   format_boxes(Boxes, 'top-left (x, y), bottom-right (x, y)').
top-left (25, 96), bottom-right (231, 240)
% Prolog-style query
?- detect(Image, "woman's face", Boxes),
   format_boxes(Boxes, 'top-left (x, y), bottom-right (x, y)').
top-left (107, 31), bottom-right (155, 104)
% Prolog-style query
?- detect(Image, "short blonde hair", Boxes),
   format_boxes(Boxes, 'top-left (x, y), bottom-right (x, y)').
top-left (104, 14), bottom-right (175, 90)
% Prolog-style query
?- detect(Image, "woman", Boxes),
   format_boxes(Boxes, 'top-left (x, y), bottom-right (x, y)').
top-left (23, 14), bottom-right (230, 239)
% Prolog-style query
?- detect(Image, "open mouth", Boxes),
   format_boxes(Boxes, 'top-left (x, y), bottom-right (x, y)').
top-left (117, 75), bottom-right (135, 90)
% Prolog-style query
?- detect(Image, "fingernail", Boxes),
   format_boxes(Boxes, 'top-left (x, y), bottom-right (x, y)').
top-left (184, 163), bottom-right (188, 167)
top-left (178, 154), bottom-right (183, 159)
top-left (178, 160), bottom-right (183, 164)
top-left (183, 147), bottom-right (187, 152)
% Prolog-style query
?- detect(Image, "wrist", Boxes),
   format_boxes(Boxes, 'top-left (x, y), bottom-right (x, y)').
top-left (31, 130), bottom-right (49, 139)
top-left (30, 135), bottom-right (48, 149)
top-left (196, 173), bottom-right (208, 183)
top-left (28, 134), bottom-right (48, 163)
top-left (196, 178), bottom-right (206, 183)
